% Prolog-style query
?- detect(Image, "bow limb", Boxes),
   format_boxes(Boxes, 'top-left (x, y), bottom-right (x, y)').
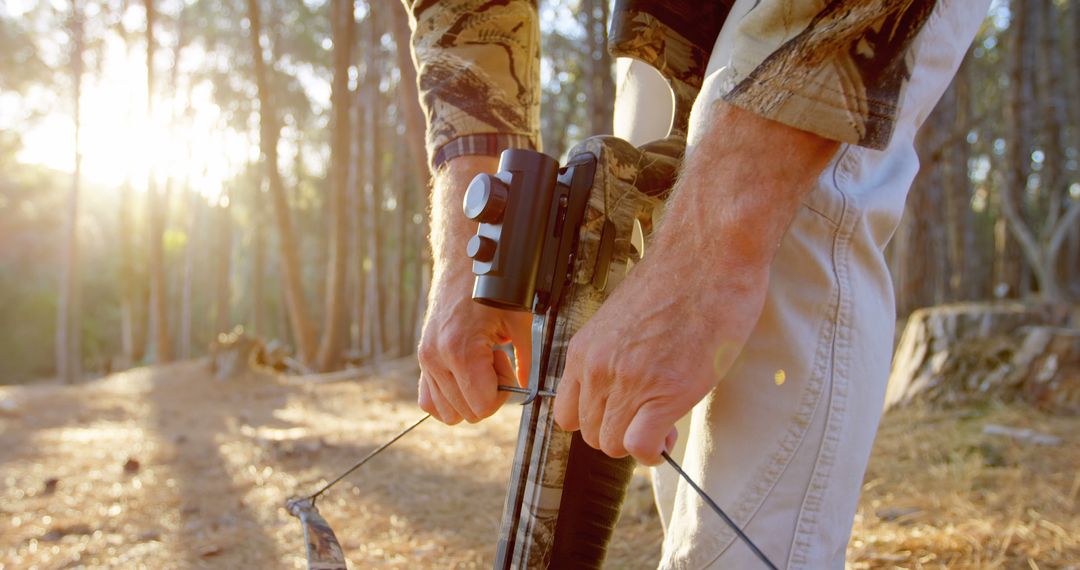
top-left (287, 497), bottom-right (348, 570)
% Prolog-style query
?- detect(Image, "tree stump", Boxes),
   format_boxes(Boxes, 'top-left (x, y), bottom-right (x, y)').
top-left (884, 302), bottom-right (1077, 412)
top-left (208, 327), bottom-right (267, 380)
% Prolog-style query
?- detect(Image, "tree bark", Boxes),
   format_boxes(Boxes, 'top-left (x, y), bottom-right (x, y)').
top-left (315, 0), bottom-right (355, 371)
top-left (214, 192), bottom-right (233, 336)
top-left (999, 0), bottom-right (1075, 302)
top-left (884, 302), bottom-right (1074, 411)
top-left (389, 3), bottom-right (431, 182)
top-left (246, 0), bottom-right (317, 363)
top-left (118, 182), bottom-right (144, 365)
top-left (145, 0), bottom-right (173, 362)
top-left (893, 107), bottom-right (948, 315)
top-left (351, 50), bottom-right (369, 358)
top-left (251, 179), bottom-right (266, 338)
top-left (396, 139), bottom-right (412, 355)
top-left (1037, 0), bottom-right (1071, 252)
top-left (390, 2), bottom-right (430, 354)
top-left (57, 0), bottom-right (84, 383)
top-left (1071, 0), bottom-right (1080, 160)
top-left (941, 55), bottom-right (975, 302)
top-left (363, 8), bottom-right (385, 361)
top-left (179, 186), bottom-right (202, 359)
top-left (585, 0), bottom-right (614, 136)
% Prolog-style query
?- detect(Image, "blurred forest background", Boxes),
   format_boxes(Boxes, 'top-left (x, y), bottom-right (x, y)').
top-left (0, 0), bottom-right (1077, 385)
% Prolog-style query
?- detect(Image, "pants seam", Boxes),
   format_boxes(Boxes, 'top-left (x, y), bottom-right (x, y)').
top-left (786, 188), bottom-right (858, 569)
top-left (691, 170), bottom-right (852, 569)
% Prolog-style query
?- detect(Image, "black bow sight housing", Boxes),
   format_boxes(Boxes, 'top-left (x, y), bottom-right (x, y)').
top-left (464, 149), bottom-right (596, 315)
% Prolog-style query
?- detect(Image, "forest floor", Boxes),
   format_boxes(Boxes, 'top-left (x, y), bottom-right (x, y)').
top-left (0, 360), bottom-right (1076, 569)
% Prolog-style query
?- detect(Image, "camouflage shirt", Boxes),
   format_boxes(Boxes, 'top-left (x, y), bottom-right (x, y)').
top-left (400, 0), bottom-right (939, 169)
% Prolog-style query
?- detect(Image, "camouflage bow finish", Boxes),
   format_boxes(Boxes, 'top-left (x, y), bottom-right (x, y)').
top-left (491, 3), bottom-right (728, 567)
top-left (287, 497), bottom-right (348, 570)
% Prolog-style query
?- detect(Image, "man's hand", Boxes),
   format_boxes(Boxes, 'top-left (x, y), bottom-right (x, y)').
top-left (553, 102), bottom-right (839, 465)
top-left (418, 156), bottom-right (532, 424)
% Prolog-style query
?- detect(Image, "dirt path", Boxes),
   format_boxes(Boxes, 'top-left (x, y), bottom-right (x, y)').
top-left (1, 361), bottom-right (1076, 569)
top-left (0, 361), bottom-right (660, 569)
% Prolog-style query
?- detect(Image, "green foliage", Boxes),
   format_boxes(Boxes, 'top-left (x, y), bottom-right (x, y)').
top-left (0, 164), bottom-right (62, 382)
top-left (0, 13), bottom-right (51, 92)
top-left (0, 0), bottom-right (1075, 381)
top-left (539, 1), bottom-right (589, 160)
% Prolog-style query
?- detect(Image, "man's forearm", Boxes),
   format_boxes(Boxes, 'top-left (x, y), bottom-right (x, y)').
top-left (418, 155), bottom-right (532, 424)
top-left (429, 156), bottom-right (501, 287)
top-left (553, 102), bottom-right (840, 464)
top-left (654, 101), bottom-right (840, 279)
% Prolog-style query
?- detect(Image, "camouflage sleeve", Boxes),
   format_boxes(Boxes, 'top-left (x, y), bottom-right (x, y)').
top-left (718, 0), bottom-right (940, 150)
top-left (401, 0), bottom-right (541, 169)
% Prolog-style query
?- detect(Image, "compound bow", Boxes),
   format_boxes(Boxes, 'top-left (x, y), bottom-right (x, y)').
top-left (286, 2), bottom-right (781, 569)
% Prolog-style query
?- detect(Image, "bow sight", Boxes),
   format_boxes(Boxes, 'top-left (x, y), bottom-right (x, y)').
top-left (464, 149), bottom-right (596, 315)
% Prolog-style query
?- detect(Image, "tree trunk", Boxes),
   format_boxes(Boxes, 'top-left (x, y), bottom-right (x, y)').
top-left (893, 109), bottom-right (948, 316)
top-left (364, 9), bottom-right (385, 361)
top-left (179, 187), bottom-right (202, 359)
top-left (251, 182), bottom-right (266, 338)
top-left (1037, 0), bottom-right (1074, 270)
top-left (941, 55), bottom-right (975, 302)
top-left (1071, 0), bottom-right (1080, 161)
top-left (390, 2), bottom-right (430, 354)
top-left (145, 0), bottom-right (173, 362)
top-left (315, 0), bottom-right (355, 371)
top-left (998, 0), bottom-right (1077, 302)
top-left (396, 139), bottom-right (411, 356)
top-left (585, 0), bottom-right (614, 136)
top-left (57, 0), bottom-right (84, 383)
top-left (389, 3), bottom-right (431, 182)
top-left (119, 182), bottom-right (143, 365)
top-left (246, 0), bottom-right (317, 363)
top-left (351, 53), bottom-right (369, 358)
top-left (884, 303), bottom-right (1076, 412)
top-left (214, 192), bottom-right (233, 336)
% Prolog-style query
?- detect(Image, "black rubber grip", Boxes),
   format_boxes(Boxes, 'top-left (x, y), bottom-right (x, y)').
top-left (548, 431), bottom-right (636, 569)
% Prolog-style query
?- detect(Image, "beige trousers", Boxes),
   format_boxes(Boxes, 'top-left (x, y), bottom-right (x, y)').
top-left (612, 1), bottom-right (991, 568)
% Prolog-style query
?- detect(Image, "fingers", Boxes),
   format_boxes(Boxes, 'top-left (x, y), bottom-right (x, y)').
top-left (429, 366), bottom-right (480, 423)
top-left (665, 426), bottom-right (679, 455)
top-left (492, 348), bottom-right (517, 390)
top-left (450, 345), bottom-right (511, 419)
top-left (510, 316), bottom-right (532, 388)
top-left (420, 342), bottom-right (517, 425)
top-left (418, 375), bottom-right (436, 417)
top-left (553, 374), bottom-right (581, 432)
top-left (418, 373), bottom-right (463, 425)
top-left (623, 400), bottom-right (680, 466)
top-left (577, 380), bottom-right (608, 450)
top-left (418, 336), bottom-right (476, 422)
top-left (598, 395), bottom-right (636, 458)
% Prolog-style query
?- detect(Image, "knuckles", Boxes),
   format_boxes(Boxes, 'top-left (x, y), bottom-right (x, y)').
top-left (599, 430), bottom-right (628, 459)
top-left (416, 340), bottom-right (439, 369)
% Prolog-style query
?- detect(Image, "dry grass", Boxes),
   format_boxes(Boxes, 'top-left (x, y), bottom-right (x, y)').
top-left (848, 403), bottom-right (1079, 569)
top-left (0, 361), bottom-right (1075, 568)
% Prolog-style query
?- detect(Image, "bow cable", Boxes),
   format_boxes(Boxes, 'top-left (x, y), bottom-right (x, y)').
top-left (306, 413), bottom-right (431, 506)
top-left (662, 450), bottom-right (779, 569)
top-left (295, 390), bottom-right (778, 569)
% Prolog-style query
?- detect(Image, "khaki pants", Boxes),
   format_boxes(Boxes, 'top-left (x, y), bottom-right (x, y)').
top-left (612, 1), bottom-right (991, 567)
